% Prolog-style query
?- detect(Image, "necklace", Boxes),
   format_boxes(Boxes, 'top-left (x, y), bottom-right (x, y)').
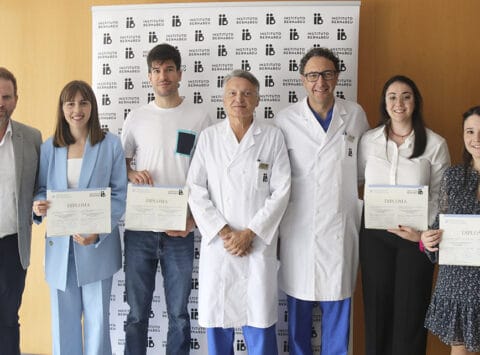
top-left (390, 127), bottom-right (412, 139)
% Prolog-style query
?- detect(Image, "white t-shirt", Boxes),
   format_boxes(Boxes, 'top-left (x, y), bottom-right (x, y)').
top-left (121, 100), bottom-right (211, 186)
top-left (358, 125), bottom-right (451, 225)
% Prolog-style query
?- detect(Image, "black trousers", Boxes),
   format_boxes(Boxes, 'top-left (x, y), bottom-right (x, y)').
top-left (360, 227), bottom-right (434, 355)
top-left (0, 234), bottom-right (27, 355)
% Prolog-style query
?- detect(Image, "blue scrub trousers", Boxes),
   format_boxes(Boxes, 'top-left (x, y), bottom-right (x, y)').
top-left (50, 240), bottom-right (113, 355)
top-left (207, 324), bottom-right (279, 355)
top-left (287, 295), bottom-right (351, 355)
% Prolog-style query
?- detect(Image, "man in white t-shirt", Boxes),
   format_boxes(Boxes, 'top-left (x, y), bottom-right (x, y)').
top-left (121, 43), bottom-right (211, 355)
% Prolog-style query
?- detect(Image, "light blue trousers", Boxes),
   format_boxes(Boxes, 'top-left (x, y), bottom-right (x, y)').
top-left (50, 243), bottom-right (113, 355)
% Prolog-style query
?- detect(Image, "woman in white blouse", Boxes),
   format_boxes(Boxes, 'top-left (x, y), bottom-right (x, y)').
top-left (358, 75), bottom-right (450, 355)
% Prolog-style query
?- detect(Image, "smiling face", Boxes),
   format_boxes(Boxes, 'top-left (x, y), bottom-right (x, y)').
top-left (301, 55), bottom-right (338, 110)
top-left (223, 76), bottom-right (259, 124)
top-left (464, 114), bottom-right (480, 163)
top-left (148, 59), bottom-right (182, 99)
top-left (385, 81), bottom-right (415, 125)
top-left (62, 91), bottom-right (92, 133)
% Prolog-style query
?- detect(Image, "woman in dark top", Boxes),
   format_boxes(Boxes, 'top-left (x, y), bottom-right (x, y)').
top-left (421, 105), bottom-right (480, 355)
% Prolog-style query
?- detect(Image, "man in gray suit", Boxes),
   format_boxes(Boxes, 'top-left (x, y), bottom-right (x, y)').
top-left (0, 67), bottom-right (42, 355)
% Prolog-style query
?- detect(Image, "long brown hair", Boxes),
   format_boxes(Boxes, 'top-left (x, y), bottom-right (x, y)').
top-left (54, 80), bottom-right (105, 147)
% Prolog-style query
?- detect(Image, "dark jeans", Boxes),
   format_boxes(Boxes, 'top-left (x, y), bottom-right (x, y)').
top-left (0, 234), bottom-right (27, 355)
top-left (124, 230), bottom-right (194, 355)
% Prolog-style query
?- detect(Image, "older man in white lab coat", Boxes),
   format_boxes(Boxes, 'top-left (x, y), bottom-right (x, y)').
top-left (187, 69), bottom-right (291, 355)
top-left (275, 47), bottom-right (369, 355)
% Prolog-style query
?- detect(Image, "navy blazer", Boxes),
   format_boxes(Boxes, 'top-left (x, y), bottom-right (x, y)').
top-left (35, 132), bottom-right (127, 291)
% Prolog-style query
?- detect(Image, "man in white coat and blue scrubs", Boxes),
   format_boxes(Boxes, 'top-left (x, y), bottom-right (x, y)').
top-left (275, 47), bottom-right (369, 355)
top-left (187, 70), bottom-right (291, 355)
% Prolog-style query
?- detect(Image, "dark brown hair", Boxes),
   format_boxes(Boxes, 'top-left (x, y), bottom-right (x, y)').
top-left (378, 75), bottom-right (427, 158)
top-left (54, 80), bottom-right (105, 147)
top-left (0, 67), bottom-right (18, 97)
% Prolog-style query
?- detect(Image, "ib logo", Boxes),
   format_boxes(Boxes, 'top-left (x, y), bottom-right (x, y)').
top-left (283, 340), bottom-right (290, 352)
top-left (217, 75), bottom-right (225, 88)
top-left (101, 124), bottom-right (109, 132)
top-left (126, 16), bottom-right (135, 28)
top-left (314, 13), bottom-right (324, 25)
top-left (148, 31), bottom-right (158, 43)
top-left (217, 107), bottom-right (226, 119)
top-left (218, 44), bottom-right (228, 57)
top-left (264, 107), bottom-right (274, 119)
top-left (101, 94), bottom-right (111, 106)
top-left (289, 28), bottom-right (300, 40)
top-left (266, 13), bottom-right (276, 25)
top-left (218, 14), bottom-right (228, 26)
top-left (289, 91), bottom-right (298, 103)
top-left (124, 78), bottom-right (134, 90)
top-left (124, 108), bottom-right (131, 120)
top-left (336, 91), bottom-right (345, 100)
top-left (103, 33), bottom-right (112, 45)
top-left (191, 277), bottom-right (199, 290)
top-left (190, 308), bottom-right (198, 320)
top-left (236, 339), bottom-right (247, 351)
top-left (125, 47), bottom-right (135, 59)
top-left (193, 92), bottom-right (203, 104)
top-left (264, 75), bottom-right (274, 87)
top-left (289, 59), bottom-right (299, 72)
top-left (172, 15), bottom-right (182, 27)
top-left (242, 29), bottom-right (252, 41)
top-left (284, 310), bottom-right (288, 322)
top-left (265, 44), bottom-right (275, 56)
top-left (241, 60), bottom-right (251, 72)
top-left (337, 28), bottom-right (347, 40)
top-left (147, 336), bottom-right (155, 348)
top-left (190, 338), bottom-right (201, 350)
top-left (149, 309), bottom-right (155, 319)
top-left (312, 326), bottom-right (318, 338)
top-left (147, 93), bottom-right (155, 103)
top-left (194, 60), bottom-right (204, 73)
top-left (102, 63), bottom-right (111, 75)
top-left (194, 247), bottom-right (200, 259)
top-left (339, 59), bottom-right (347, 72)
top-left (195, 30), bottom-right (205, 42)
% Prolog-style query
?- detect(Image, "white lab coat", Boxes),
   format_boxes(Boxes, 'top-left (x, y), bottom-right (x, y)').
top-left (275, 97), bottom-right (369, 301)
top-left (187, 119), bottom-right (291, 328)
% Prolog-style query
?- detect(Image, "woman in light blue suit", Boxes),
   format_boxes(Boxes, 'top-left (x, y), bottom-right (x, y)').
top-left (33, 80), bottom-right (127, 355)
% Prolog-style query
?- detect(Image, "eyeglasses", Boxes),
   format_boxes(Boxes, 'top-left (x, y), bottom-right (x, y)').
top-left (303, 70), bottom-right (338, 82)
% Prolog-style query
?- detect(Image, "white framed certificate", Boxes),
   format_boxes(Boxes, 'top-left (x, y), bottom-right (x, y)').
top-left (439, 214), bottom-right (480, 266)
top-left (124, 184), bottom-right (189, 231)
top-left (46, 188), bottom-right (111, 237)
top-left (364, 185), bottom-right (428, 230)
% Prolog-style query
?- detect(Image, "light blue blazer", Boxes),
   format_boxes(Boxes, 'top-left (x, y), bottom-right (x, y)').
top-left (34, 133), bottom-right (127, 291)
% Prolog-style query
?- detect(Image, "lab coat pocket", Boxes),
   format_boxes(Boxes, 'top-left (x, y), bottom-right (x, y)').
top-left (255, 161), bottom-right (270, 190)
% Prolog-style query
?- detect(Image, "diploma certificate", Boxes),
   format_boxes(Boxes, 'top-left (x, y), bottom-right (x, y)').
top-left (439, 214), bottom-right (480, 266)
top-left (364, 185), bottom-right (428, 230)
top-left (124, 184), bottom-right (189, 231)
top-left (46, 188), bottom-right (111, 237)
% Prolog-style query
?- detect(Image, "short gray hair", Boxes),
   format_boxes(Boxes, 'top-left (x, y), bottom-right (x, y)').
top-left (223, 69), bottom-right (260, 94)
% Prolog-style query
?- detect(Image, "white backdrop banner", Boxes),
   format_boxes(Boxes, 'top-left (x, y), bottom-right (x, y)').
top-left (92, 2), bottom-right (360, 354)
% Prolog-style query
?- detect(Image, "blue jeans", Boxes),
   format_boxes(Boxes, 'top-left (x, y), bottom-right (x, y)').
top-left (124, 230), bottom-right (194, 355)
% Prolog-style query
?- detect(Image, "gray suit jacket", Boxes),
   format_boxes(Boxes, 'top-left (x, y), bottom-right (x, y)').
top-left (11, 120), bottom-right (42, 269)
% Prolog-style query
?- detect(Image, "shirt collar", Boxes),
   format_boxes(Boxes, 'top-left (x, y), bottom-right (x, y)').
top-left (0, 120), bottom-right (13, 146)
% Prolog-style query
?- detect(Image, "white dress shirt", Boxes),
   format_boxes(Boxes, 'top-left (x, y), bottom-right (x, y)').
top-left (0, 121), bottom-right (18, 237)
top-left (358, 125), bottom-right (451, 226)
